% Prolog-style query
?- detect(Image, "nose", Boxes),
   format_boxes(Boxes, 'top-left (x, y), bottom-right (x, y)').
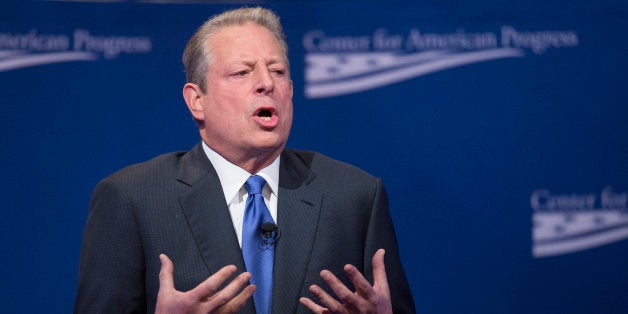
top-left (255, 68), bottom-right (274, 95)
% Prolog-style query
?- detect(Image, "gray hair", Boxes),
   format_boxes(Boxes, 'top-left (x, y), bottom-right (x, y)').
top-left (183, 7), bottom-right (289, 93)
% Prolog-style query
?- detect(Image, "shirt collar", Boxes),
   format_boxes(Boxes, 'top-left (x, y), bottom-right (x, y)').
top-left (201, 142), bottom-right (280, 202)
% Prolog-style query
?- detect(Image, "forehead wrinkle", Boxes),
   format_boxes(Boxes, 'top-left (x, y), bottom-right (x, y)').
top-left (205, 23), bottom-right (289, 75)
top-left (225, 55), bottom-right (286, 68)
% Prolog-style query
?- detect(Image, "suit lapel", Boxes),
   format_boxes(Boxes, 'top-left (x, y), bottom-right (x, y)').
top-left (177, 144), bottom-right (246, 274)
top-left (176, 144), bottom-right (256, 313)
top-left (273, 150), bottom-right (322, 312)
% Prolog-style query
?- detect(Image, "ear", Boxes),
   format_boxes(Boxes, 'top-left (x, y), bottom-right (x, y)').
top-left (182, 83), bottom-right (205, 122)
top-left (289, 79), bottom-right (294, 98)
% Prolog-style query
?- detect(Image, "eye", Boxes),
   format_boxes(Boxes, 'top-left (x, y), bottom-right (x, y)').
top-left (271, 68), bottom-right (286, 76)
top-left (232, 69), bottom-right (250, 77)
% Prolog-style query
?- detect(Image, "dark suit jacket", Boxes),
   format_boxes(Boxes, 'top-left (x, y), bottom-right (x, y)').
top-left (74, 143), bottom-right (415, 313)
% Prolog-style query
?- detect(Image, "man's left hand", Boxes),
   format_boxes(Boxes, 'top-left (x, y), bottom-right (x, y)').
top-left (299, 249), bottom-right (393, 314)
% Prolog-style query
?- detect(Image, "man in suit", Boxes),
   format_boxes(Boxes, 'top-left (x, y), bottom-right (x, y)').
top-left (75, 7), bottom-right (415, 314)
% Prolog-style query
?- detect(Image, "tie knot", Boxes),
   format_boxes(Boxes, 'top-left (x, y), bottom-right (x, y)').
top-left (245, 175), bottom-right (266, 195)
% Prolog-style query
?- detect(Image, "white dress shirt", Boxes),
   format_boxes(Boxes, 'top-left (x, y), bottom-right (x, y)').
top-left (202, 142), bottom-right (279, 248)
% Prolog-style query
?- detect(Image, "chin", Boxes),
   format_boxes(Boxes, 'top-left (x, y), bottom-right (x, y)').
top-left (252, 138), bottom-right (286, 153)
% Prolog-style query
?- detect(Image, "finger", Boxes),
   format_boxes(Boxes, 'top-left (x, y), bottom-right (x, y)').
top-left (310, 280), bottom-right (347, 313)
top-left (158, 254), bottom-right (175, 293)
top-left (215, 284), bottom-right (256, 313)
top-left (372, 249), bottom-right (390, 293)
top-left (206, 272), bottom-right (254, 309)
top-left (299, 297), bottom-right (328, 314)
top-left (322, 268), bottom-right (370, 310)
top-left (188, 265), bottom-right (237, 300)
top-left (343, 263), bottom-right (374, 300)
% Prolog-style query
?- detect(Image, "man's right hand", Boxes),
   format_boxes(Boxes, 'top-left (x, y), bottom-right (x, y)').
top-left (155, 254), bottom-right (256, 314)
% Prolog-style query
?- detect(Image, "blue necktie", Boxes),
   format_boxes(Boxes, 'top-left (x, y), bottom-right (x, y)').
top-left (243, 175), bottom-right (275, 314)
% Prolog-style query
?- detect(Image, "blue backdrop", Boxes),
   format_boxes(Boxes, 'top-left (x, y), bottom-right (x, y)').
top-left (1, 1), bottom-right (627, 313)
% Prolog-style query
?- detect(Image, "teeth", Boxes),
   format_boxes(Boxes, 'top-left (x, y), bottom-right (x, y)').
top-left (261, 116), bottom-right (271, 121)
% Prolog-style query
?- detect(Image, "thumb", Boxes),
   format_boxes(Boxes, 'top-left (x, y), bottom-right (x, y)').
top-left (372, 249), bottom-right (390, 291)
top-left (158, 254), bottom-right (175, 293)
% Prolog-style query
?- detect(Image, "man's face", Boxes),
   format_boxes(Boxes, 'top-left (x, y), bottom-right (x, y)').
top-left (190, 22), bottom-right (293, 166)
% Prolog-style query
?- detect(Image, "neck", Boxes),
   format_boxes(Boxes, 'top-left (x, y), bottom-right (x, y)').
top-left (235, 151), bottom-right (280, 174)
top-left (204, 141), bottom-right (282, 174)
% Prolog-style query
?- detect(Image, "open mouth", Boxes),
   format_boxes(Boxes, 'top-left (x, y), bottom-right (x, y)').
top-left (258, 109), bottom-right (273, 121)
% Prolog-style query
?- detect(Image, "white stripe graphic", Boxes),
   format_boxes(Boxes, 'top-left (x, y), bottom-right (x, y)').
top-left (305, 48), bottom-right (524, 98)
top-left (533, 226), bottom-right (628, 258)
top-left (0, 51), bottom-right (98, 72)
